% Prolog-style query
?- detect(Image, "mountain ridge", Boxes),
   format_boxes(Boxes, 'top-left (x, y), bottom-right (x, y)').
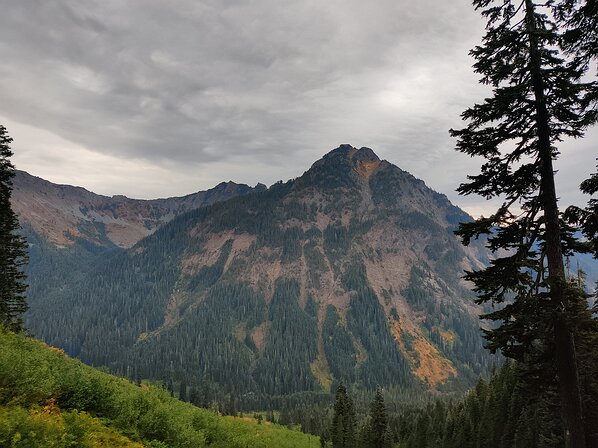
top-left (12, 169), bottom-right (262, 248)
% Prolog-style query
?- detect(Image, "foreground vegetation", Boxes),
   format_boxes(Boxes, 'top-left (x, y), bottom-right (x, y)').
top-left (0, 327), bottom-right (319, 447)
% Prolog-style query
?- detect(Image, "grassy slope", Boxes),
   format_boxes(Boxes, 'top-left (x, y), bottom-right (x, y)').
top-left (0, 328), bottom-right (319, 447)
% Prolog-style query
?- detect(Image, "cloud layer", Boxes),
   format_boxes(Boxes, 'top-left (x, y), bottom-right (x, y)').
top-left (0, 0), bottom-right (595, 215)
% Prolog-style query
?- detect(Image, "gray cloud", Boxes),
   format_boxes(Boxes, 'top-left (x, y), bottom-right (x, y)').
top-left (0, 0), bottom-right (595, 215)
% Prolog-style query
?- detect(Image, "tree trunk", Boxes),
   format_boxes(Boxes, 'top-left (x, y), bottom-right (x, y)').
top-left (525, 1), bottom-right (586, 446)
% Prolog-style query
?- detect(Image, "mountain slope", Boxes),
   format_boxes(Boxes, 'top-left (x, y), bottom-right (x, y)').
top-left (12, 169), bottom-right (260, 249)
top-left (26, 145), bottom-right (492, 401)
top-left (12, 170), bottom-right (260, 318)
top-left (0, 327), bottom-right (318, 447)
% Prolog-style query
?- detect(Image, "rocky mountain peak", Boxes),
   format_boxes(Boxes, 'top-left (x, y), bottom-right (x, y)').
top-left (310, 144), bottom-right (379, 168)
top-left (297, 144), bottom-right (384, 192)
top-left (353, 146), bottom-right (380, 162)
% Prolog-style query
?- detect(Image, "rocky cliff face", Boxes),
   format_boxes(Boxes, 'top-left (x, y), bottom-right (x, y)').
top-left (24, 146), bottom-right (492, 398)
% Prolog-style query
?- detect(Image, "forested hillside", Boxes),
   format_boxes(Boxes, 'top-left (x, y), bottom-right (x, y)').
top-left (0, 327), bottom-right (319, 447)
top-left (24, 145), bottom-right (495, 409)
top-left (12, 171), bottom-right (260, 327)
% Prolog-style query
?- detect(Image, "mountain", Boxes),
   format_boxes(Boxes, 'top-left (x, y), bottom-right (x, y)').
top-left (23, 145), bottom-right (493, 405)
top-left (12, 170), bottom-right (261, 314)
top-left (12, 169), bottom-right (261, 249)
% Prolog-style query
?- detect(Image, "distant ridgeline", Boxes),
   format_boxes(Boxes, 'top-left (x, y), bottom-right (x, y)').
top-left (18, 145), bottom-right (495, 408)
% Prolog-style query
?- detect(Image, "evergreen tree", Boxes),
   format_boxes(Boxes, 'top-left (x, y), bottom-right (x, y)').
top-left (451, 1), bottom-right (597, 445)
top-left (566, 278), bottom-right (598, 445)
top-left (408, 412), bottom-right (429, 448)
top-left (357, 420), bottom-right (372, 448)
top-left (565, 165), bottom-right (598, 256)
top-left (166, 379), bottom-right (175, 397)
top-left (0, 124), bottom-right (28, 332)
top-left (366, 388), bottom-right (391, 448)
top-left (179, 380), bottom-right (188, 402)
top-left (552, 0), bottom-right (598, 311)
top-left (330, 384), bottom-right (356, 448)
top-left (557, 0), bottom-right (598, 73)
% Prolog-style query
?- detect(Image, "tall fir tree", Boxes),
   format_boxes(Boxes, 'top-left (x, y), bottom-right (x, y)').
top-left (330, 384), bottom-right (356, 448)
top-left (366, 388), bottom-right (391, 448)
top-left (0, 124), bottom-right (28, 332)
top-left (450, 1), bottom-right (597, 446)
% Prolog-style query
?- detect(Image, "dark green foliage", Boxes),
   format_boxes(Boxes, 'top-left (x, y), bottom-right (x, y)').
top-left (330, 384), bottom-right (356, 448)
top-left (179, 380), bottom-right (188, 402)
top-left (304, 232), bottom-right (327, 288)
top-left (255, 278), bottom-right (319, 394)
top-left (401, 266), bottom-right (435, 315)
top-left (323, 223), bottom-right (351, 261)
top-left (323, 306), bottom-right (357, 384)
top-left (557, 0), bottom-right (598, 72)
top-left (343, 261), bottom-right (414, 389)
top-left (305, 294), bottom-right (319, 318)
top-left (396, 363), bottom-right (565, 448)
top-left (28, 221), bottom-right (189, 364)
top-left (0, 125), bottom-right (28, 332)
top-left (282, 227), bottom-right (304, 262)
top-left (364, 389), bottom-right (391, 448)
top-left (565, 164), bottom-right (598, 257)
top-left (424, 229), bottom-right (467, 281)
top-left (568, 280), bottom-right (598, 445)
top-left (131, 280), bottom-right (267, 395)
top-left (399, 211), bottom-right (443, 235)
top-left (450, 0), bottom-right (597, 443)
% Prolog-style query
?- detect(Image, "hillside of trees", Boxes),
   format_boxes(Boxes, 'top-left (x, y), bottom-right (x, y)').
top-left (0, 327), bottom-right (320, 448)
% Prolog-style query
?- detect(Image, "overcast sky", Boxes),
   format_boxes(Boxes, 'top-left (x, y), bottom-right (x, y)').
top-left (0, 0), bottom-right (595, 217)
